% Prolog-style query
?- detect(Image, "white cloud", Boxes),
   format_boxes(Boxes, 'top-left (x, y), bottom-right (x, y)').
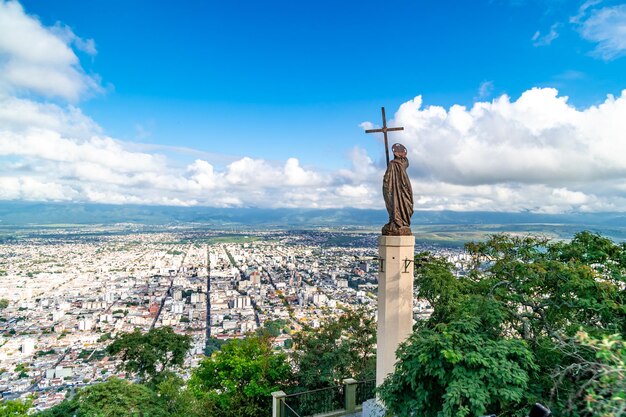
top-left (0, 176), bottom-right (76, 201)
top-left (576, 4), bottom-right (626, 60)
top-left (284, 158), bottom-right (324, 186)
top-left (3, 87), bottom-right (626, 212)
top-left (532, 23), bottom-right (560, 47)
top-left (0, 91), bottom-right (369, 208)
top-left (1, 3), bottom-right (626, 213)
top-left (0, 0), bottom-right (102, 101)
top-left (51, 23), bottom-right (97, 56)
top-left (570, 0), bottom-right (603, 24)
top-left (382, 88), bottom-right (626, 212)
top-left (476, 81), bottom-right (494, 100)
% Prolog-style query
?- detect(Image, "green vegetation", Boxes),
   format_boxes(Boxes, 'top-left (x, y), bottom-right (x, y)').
top-left (0, 398), bottom-right (33, 417)
top-left (224, 249), bottom-right (237, 267)
top-left (261, 319), bottom-right (289, 337)
top-left (106, 327), bottom-right (192, 383)
top-left (558, 331), bottom-right (626, 417)
top-left (204, 336), bottom-right (225, 356)
top-left (36, 348), bottom-right (56, 357)
top-left (0, 298), bottom-right (8, 309)
top-left (14, 363), bottom-right (29, 373)
top-left (411, 223), bottom-right (626, 247)
top-left (189, 334), bottom-right (292, 417)
top-left (203, 235), bottom-right (260, 244)
top-left (38, 378), bottom-right (164, 417)
top-left (98, 332), bottom-right (112, 342)
top-left (292, 308), bottom-right (376, 389)
top-left (77, 349), bottom-right (105, 361)
top-left (379, 231), bottom-right (626, 417)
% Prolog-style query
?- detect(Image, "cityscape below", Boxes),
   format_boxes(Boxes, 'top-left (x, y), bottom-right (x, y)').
top-left (1, 222), bottom-right (474, 411)
top-left (1, 214), bottom-right (624, 412)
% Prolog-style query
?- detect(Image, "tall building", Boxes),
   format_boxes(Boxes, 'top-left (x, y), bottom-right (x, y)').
top-left (149, 302), bottom-right (160, 317)
top-left (250, 271), bottom-right (261, 286)
top-left (22, 338), bottom-right (35, 356)
top-left (235, 295), bottom-right (250, 309)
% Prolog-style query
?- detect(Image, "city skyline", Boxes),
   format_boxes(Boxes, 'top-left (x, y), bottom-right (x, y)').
top-left (1, 0), bottom-right (626, 212)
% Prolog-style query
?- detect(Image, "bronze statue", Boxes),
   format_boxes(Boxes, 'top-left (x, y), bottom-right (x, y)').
top-left (382, 143), bottom-right (413, 236)
top-left (364, 107), bottom-right (413, 236)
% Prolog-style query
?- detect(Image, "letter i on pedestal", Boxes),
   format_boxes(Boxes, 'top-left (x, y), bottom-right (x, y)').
top-left (376, 235), bottom-right (415, 387)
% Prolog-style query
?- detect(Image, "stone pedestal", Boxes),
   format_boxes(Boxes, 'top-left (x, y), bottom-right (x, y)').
top-left (376, 235), bottom-right (415, 388)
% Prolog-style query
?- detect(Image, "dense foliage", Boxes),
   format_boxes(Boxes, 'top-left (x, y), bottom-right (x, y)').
top-left (188, 334), bottom-right (293, 417)
top-left (204, 336), bottom-right (225, 356)
top-left (0, 398), bottom-right (32, 417)
top-left (379, 232), bottom-right (626, 417)
top-left (38, 378), bottom-right (164, 417)
top-left (106, 326), bottom-right (192, 383)
top-left (291, 307), bottom-right (376, 389)
top-left (556, 331), bottom-right (626, 417)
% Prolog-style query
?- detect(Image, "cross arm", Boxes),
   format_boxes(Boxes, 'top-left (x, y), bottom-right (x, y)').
top-left (365, 127), bottom-right (404, 133)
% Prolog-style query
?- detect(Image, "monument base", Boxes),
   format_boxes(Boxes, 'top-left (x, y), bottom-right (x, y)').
top-left (362, 398), bottom-right (388, 417)
top-left (382, 223), bottom-right (412, 236)
top-left (377, 235), bottom-right (415, 388)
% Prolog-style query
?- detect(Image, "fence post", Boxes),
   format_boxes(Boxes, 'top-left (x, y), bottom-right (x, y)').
top-left (343, 378), bottom-right (358, 412)
top-left (272, 390), bottom-right (287, 417)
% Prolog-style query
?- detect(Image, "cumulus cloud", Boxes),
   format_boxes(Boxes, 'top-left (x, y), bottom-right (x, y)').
top-left (384, 88), bottom-right (626, 212)
top-left (0, 0), bottom-right (102, 101)
top-left (0, 91), bottom-right (372, 208)
top-left (2, 1), bottom-right (626, 213)
top-left (574, 3), bottom-right (626, 60)
top-left (3, 85), bottom-right (626, 212)
top-left (8, 84), bottom-right (626, 212)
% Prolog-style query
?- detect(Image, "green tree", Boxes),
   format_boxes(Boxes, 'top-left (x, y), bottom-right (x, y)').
top-left (154, 374), bottom-right (207, 417)
top-left (0, 398), bottom-right (32, 417)
top-left (555, 331), bottom-right (626, 417)
top-left (0, 298), bottom-right (8, 309)
top-left (379, 316), bottom-right (536, 417)
top-left (106, 326), bottom-right (192, 383)
top-left (291, 308), bottom-right (376, 389)
top-left (204, 336), bottom-right (225, 356)
top-left (188, 334), bottom-right (292, 417)
top-left (380, 232), bottom-right (626, 417)
top-left (36, 399), bottom-right (76, 417)
top-left (260, 319), bottom-right (288, 337)
top-left (38, 378), bottom-right (164, 417)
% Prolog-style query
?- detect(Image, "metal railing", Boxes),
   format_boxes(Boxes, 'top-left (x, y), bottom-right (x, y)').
top-left (273, 378), bottom-right (376, 417)
top-left (283, 401), bottom-right (303, 417)
top-left (283, 385), bottom-right (344, 417)
top-left (355, 379), bottom-right (376, 405)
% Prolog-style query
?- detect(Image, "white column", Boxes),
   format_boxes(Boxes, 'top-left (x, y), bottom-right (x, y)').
top-left (376, 235), bottom-right (415, 387)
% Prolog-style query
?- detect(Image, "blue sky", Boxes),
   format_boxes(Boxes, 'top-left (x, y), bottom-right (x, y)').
top-left (19, 0), bottom-right (626, 165)
top-left (1, 0), bottom-right (626, 210)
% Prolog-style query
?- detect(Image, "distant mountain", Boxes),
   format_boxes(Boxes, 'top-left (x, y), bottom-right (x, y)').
top-left (2, 202), bottom-right (626, 229)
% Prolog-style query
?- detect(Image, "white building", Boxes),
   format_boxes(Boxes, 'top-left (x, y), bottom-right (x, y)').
top-left (21, 338), bottom-right (35, 356)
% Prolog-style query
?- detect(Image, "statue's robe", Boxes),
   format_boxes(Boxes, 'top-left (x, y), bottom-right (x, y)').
top-left (382, 157), bottom-right (413, 235)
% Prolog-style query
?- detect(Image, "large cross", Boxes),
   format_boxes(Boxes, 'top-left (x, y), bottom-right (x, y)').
top-left (365, 107), bottom-right (404, 166)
